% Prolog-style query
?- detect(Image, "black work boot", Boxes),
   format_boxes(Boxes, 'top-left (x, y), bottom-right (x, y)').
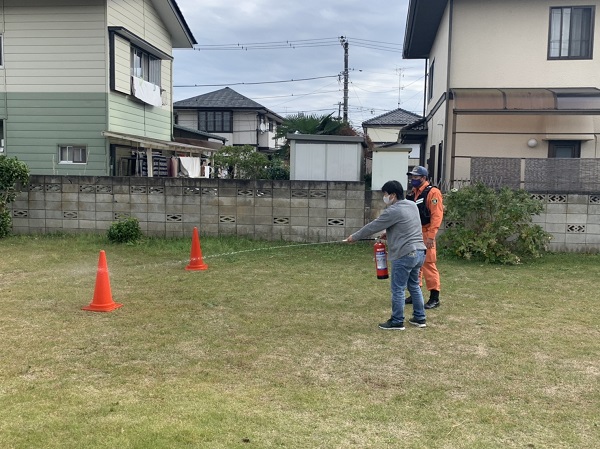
top-left (404, 295), bottom-right (413, 305)
top-left (424, 290), bottom-right (440, 309)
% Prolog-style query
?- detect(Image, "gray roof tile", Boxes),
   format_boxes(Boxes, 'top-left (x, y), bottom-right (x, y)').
top-left (362, 108), bottom-right (422, 126)
top-left (174, 87), bottom-right (265, 109)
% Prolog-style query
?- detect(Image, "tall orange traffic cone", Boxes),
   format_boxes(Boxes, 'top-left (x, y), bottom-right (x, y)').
top-left (82, 250), bottom-right (123, 312)
top-left (186, 227), bottom-right (208, 271)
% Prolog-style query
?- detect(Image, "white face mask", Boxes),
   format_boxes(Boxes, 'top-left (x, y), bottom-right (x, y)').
top-left (383, 195), bottom-right (392, 205)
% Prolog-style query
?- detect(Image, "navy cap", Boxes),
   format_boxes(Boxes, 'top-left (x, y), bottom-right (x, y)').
top-left (407, 166), bottom-right (428, 177)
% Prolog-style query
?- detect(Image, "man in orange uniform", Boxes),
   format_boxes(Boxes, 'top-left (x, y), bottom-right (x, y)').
top-left (405, 166), bottom-right (444, 309)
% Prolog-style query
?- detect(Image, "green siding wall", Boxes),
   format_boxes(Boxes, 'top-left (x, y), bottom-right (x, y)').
top-left (3, 92), bottom-right (108, 175)
top-left (108, 93), bottom-right (172, 141)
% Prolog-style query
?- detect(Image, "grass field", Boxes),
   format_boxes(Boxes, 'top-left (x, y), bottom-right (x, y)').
top-left (0, 234), bottom-right (599, 449)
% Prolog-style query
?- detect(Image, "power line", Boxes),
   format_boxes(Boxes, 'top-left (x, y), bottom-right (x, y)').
top-left (174, 75), bottom-right (339, 88)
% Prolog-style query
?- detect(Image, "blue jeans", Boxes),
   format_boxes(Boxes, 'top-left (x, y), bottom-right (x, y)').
top-left (390, 250), bottom-right (426, 323)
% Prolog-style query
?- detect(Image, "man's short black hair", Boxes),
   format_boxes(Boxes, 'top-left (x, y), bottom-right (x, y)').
top-left (381, 180), bottom-right (404, 199)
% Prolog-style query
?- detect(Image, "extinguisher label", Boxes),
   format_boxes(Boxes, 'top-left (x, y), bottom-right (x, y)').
top-left (376, 252), bottom-right (387, 270)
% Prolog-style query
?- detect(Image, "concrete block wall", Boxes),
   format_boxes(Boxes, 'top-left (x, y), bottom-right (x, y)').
top-left (9, 176), bottom-right (369, 242)
top-left (9, 176), bottom-right (600, 251)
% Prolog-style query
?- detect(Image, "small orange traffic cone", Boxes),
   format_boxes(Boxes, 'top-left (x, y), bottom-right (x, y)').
top-left (82, 250), bottom-right (123, 312)
top-left (186, 227), bottom-right (208, 271)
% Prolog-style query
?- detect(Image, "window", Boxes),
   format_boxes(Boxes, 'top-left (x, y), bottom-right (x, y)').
top-left (198, 111), bottom-right (232, 133)
top-left (548, 6), bottom-right (595, 59)
top-left (131, 46), bottom-right (161, 86)
top-left (59, 145), bottom-right (87, 164)
top-left (548, 140), bottom-right (581, 158)
top-left (427, 61), bottom-right (434, 102)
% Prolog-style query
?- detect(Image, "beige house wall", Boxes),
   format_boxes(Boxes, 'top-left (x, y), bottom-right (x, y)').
top-left (365, 127), bottom-right (400, 143)
top-left (418, 0), bottom-right (600, 186)
top-left (451, 0), bottom-right (600, 88)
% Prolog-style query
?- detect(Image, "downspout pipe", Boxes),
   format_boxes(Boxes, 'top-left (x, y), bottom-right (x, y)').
top-left (443, 0), bottom-right (454, 188)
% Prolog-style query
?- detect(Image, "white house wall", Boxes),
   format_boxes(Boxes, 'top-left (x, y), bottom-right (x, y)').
top-left (233, 111), bottom-right (257, 146)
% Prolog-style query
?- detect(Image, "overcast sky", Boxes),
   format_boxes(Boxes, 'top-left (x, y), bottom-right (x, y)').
top-left (172, 0), bottom-right (426, 128)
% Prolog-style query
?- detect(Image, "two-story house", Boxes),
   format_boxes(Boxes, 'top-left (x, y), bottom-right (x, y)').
top-left (173, 87), bottom-right (284, 153)
top-left (402, 0), bottom-right (600, 190)
top-left (0, 0), bottom-right (213, 177)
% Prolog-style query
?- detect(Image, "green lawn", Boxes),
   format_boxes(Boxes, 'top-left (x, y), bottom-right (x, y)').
top-left (0, 234), bottom-right (599, 449)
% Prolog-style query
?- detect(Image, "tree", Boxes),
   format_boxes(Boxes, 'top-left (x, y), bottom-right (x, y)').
top-left (211, 145), bottom-right (290, 179)
top-left (274, 113), bottom-right (358, 157)
top-left (0, 155), bottom-right (30, 238)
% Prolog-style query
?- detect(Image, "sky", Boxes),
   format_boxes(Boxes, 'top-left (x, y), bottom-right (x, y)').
top-left (172, 0), bottom-right (426, 129)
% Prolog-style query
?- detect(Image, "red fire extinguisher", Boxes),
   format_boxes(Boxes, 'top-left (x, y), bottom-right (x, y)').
top-left (374, 239), bottom-right (389, 279)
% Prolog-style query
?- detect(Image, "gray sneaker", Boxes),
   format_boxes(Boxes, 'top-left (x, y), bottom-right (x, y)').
top-left (408, 317), bottom-right (427, 328)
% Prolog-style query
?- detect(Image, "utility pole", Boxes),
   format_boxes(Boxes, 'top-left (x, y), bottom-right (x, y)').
top-left (339, 36), bottom-right (349, 123)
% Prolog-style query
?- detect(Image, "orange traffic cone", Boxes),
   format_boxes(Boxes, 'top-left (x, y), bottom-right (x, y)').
top-left (186, 227), bottom-right (208, 271)
top-left (82, 250), bottom-right (123, 312)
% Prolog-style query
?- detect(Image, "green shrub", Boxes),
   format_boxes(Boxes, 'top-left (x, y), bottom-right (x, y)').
top-left (107, 217), bottom-right (143, 244)
top-left (0, 155), bottom-right (30, 238)
top-left (439, 183), bottom-right (552, 264)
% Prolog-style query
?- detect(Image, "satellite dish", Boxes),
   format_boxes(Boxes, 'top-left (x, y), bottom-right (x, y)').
top-left (259, 122), bottom-right (267, 132)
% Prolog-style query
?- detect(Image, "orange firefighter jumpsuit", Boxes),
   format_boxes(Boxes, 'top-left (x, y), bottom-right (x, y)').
top-left (407, 181), bottom-right (443, 292)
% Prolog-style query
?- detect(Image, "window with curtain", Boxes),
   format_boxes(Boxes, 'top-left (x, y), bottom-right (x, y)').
top-left (131, 46), bottom-right (161, 86)
top-left (548, 6), bottom-right (594, 59)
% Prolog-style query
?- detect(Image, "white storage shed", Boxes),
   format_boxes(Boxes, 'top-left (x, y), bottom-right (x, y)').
top-left (288, 134), bottom-right (366, 181)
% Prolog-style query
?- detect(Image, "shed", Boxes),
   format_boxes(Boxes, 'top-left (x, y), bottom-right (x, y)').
top-left (287, 134), bottom-right (366, 181)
